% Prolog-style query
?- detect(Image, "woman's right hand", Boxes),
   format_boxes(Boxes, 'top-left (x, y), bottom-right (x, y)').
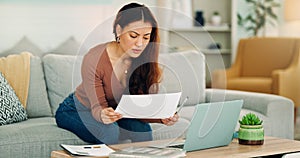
top-left (100, 107), bottom-right (122, 124)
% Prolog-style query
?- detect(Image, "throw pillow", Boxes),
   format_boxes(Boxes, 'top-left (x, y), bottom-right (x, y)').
top-left (43, 54), bottom-right (83, 114)
top-left (25, 55), bottom-right (52, 117)
top-left (0, 72), bottom-right (28, 125)
top-left (0, 36), bottom-right (44, 57)
top-left (48, 36), bottom-right (87, 56)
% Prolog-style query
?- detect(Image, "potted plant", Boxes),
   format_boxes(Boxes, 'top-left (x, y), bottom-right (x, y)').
top-left (211, 11), bottom-right (222, 26)
top-left (237, 0), bottom-right (280, 36)
top-left (238, 113), bottom-right (264, 145)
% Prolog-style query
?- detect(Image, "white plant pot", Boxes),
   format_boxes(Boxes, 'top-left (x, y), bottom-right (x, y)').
top-left (211, 15), bottom-right (221, 26)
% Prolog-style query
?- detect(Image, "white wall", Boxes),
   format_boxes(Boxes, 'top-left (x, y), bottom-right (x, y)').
top-left (279, 0), bottom-right (300, 37)
top-left (0, 0), bottom-right (156, 53)
top-left (2, 0), bottom-right (298, 58)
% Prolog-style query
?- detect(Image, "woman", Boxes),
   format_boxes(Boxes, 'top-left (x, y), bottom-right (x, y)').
top-left (55, 2), bottom-right (179, 145)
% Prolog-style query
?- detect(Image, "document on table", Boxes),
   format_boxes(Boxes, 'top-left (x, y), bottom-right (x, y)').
top-left (60, 144), bottom-right (115, 157)
top-left (115, 92), bottom-right (182, 119)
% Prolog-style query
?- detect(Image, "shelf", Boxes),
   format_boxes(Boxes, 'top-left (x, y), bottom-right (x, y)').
top-left (201, 49), bottom-right (231, 54)
top-left (169, 46), bottom-right (231, 55)
top-left (170, 24), bottom-right (231, 33)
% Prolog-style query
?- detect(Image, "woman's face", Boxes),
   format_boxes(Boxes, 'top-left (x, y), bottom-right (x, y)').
top-left (118, 20), bottom-right (152, 58)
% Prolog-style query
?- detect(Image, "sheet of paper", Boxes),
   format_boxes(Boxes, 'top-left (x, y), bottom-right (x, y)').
top-left (60, 144), bottom-right (115, 157)
top-left (115, 92), bottom-right (182, 119)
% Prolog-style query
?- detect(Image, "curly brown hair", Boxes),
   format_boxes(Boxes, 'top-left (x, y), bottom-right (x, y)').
top-left (113, 3), bottom-right (161, 94)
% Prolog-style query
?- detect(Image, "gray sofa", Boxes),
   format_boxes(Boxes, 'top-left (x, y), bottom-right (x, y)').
top-left (0, 50), bottom-right (294, 158)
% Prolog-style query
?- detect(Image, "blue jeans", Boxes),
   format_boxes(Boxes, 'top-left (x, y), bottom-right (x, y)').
top-left (55, 93), bottom-right (152, 145)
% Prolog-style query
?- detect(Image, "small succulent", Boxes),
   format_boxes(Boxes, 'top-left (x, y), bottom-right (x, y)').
top-left (239, 113), bottom-right (263, 125)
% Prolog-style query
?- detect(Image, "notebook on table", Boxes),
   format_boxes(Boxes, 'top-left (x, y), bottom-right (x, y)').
top-left (167, 99), bottom-right (243, 152)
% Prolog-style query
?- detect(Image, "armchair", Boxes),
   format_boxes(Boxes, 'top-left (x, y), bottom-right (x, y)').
top-left (212, 37), bottom-right (300, 110)
top-left (155, 50), bottom-right (294, 139)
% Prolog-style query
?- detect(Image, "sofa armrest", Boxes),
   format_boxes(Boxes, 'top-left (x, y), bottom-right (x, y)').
top-left (272, 57), bottom-right (300, 107)
top-left (211, 69), bottom-right (227, 89)
top-left (205, 88), bottom-right (294, 139)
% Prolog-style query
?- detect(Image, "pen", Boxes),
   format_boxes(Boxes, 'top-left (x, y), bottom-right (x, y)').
top-left (83, 146), bottom-right (101, 149)
top-left (176, 96), bottom-right (189, 113)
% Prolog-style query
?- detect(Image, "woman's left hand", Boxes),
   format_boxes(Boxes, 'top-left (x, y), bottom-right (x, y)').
top-left (161, 113), bottom-right (179, 126)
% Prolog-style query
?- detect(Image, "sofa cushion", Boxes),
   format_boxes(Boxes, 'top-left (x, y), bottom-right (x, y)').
top-left (0, 117), bottom-right (87, 158)
top-left (0, 72), bottom-right (27, 125)
top-left (43, 51), bottom-right (205, 114)
top-left (26, 55), bottom-right (52, 118)
top-left (0, 36), bottom-right (44, 57)
top-left (48, 36), bottom-right (87, 56)
top-left (158, 50), bottom-right (206, 105)
top-left (43, 54), bottom-right (82, 114)
top-left (227, 77), bottom-right (272, 94)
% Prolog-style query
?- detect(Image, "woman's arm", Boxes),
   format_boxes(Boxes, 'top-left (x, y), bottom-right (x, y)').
top-left (80, 48), bottom-right (122, 123)
top-left (139, 113), bottom-right (179, 126)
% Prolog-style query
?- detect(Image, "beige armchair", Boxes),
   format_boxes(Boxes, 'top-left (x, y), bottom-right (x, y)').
top-left (212, 37), bottom-right (300, 110)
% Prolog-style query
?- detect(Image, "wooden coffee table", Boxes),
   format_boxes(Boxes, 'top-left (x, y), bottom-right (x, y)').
top-left (51, 136), bottom-right (300, 158)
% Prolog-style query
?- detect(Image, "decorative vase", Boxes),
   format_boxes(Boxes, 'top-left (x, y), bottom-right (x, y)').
top-left (194, 11), bottom-right (205, 26)
top-left (238, 124), bottom-right (264, 145)
top-left (211, 15), bottom-right (222, 26)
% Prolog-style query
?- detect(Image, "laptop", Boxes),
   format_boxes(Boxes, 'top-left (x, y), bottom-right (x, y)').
top-left (168, 99), bottom-right (243, 152)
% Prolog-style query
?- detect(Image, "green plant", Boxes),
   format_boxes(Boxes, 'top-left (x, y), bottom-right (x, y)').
top-left (239, 113), bottom-right (263, 125)
top-left (213, 11), bottom-right (220, 16)
top-left (237, 0), bottom-right (280, 36)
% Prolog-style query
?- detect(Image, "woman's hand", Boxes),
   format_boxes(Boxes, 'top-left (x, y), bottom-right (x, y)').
top-left (100, 107), bottom-right (122, 124)
top-left (161, 113), bottom-right (179, 126)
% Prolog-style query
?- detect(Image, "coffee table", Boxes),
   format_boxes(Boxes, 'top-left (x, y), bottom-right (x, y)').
top-left (51, 136), bottom-right (300, 158)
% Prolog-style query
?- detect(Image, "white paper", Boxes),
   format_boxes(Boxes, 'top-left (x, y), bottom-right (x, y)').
top-left (60, 144), bottom-right (115, 157)
top-left (115, 92), bottom-right (182, 119)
